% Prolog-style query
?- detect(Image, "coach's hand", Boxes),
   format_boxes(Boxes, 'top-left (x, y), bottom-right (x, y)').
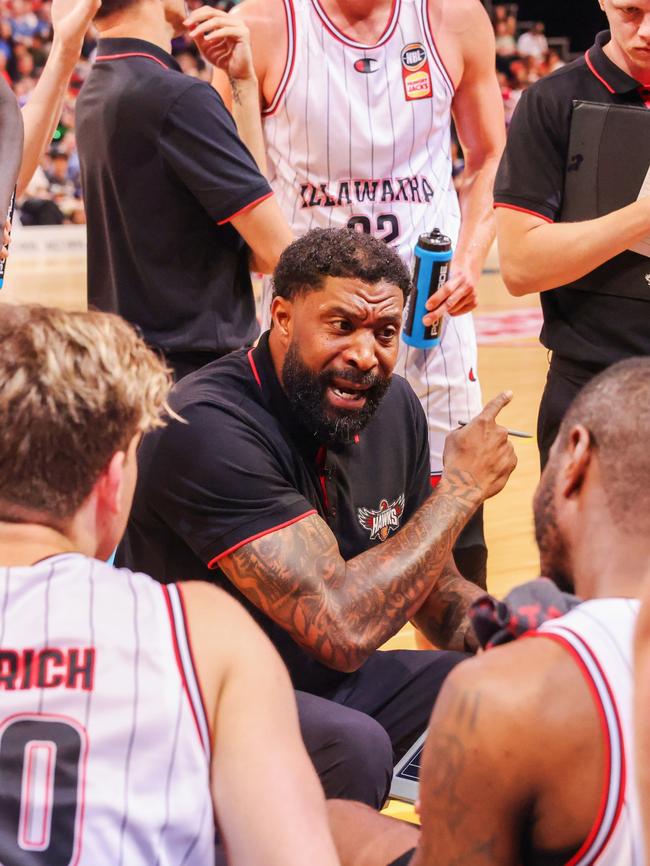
top-left (186, 8), bottom-right (256, 83)
top-left (442, 391), bottom-right (517, 501)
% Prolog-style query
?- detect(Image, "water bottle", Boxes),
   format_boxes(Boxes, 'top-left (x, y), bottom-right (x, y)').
top-left (402, 228), bottom-right (452, 349)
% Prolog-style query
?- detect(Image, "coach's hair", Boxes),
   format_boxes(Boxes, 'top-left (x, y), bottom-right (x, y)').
top-left (557, 357), bottom-right (650, 532)
top-left (272, 228), bottom-right (413, 302)
top-left (94, 0), bottom-right (142, 20)
top-left (0, 304), bottom-right (172, 523)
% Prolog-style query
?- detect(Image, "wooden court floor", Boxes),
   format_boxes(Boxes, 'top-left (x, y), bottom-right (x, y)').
top-left (2, 248), bottom-right (549, 821)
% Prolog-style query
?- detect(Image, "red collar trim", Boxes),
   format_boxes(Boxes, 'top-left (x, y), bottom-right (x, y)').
top-left (95, 52), bottom-right (169, 70)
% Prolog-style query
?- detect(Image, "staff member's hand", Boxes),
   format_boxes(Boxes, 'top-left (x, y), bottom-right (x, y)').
top-left (186, 7), bottom-right (256, 84)
top-left (1, 220), bottom-right (10, 263)
top-left (442, 391), bottom-right (517, 501)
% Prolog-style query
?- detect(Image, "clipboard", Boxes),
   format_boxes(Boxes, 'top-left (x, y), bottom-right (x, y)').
top-left (560, 100), bottom-right (650, 301)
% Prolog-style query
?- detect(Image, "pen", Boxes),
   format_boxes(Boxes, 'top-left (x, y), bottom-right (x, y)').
top-left (457, 421), bottom-right (533, 439)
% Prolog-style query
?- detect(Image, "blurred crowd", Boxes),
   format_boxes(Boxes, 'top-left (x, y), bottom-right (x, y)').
top-left (491, 3), bottom-right (566, 125)
top-left (1, 0), bottom-right (567, 225)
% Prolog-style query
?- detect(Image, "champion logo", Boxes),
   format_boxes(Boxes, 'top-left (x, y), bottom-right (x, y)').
top-left (354, 57), bottom-right (379, 73)
top-left (358, 494), bottom-right (405, 541)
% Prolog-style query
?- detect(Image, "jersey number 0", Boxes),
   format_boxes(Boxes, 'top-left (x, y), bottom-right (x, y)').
top-left (0, 715), bottom-right (87, 866)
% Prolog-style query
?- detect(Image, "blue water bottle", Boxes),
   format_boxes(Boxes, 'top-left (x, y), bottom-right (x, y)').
top-left (402, 228), bottom-right (452, 349)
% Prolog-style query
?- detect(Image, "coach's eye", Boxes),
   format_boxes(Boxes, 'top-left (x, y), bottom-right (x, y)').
top-left (332, 319), bottom-right (353, 332)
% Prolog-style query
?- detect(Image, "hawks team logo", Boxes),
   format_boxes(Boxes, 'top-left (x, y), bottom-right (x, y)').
top-left (401, 42), bottom-right (432, 101)
top-left (358, 494), bottom-right (405, 541)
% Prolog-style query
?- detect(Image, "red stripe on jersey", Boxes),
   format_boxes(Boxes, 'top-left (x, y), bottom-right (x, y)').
top-left (429, 473), bottom-right (442, 489)
top-left (310, 0), bottom-right (400, 48)
top-left (493, 202), bottom-right (554, 223)
top-left (95, 52), bottom-right (169, 69)
top-left (584, 50), bottom-right (616, 94)
top-left (216, 191), bottom-right (274, 225)
top-left (175, 584), bottom-right (213, 746)
top-left (208, 510), bottom-right (318, 566)
top-left (422, 0), bottom-right (455, 96)
top-left (526, 630), bottom-right (625, 866)
top-left (262, 0), bottom-right (298, 117)
top-left (161, 585), bottom-right (209, 753)
top-left (247, 348), bottom-right (262, 387)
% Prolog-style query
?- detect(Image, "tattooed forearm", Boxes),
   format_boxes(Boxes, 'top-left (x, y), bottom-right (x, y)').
top-left (411, 560), bottom-right (485, 652)
top-left (229, 76), bottom-right (242, 105)
top-left (219, 468), bottom-right (484, 672)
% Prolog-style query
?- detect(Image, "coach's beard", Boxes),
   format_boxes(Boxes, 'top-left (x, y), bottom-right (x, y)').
top-left (281, 341), bottom-right (391, 445)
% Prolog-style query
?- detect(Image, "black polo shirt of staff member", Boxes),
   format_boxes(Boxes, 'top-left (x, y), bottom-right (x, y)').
top-left (76, 37), bottom-right (272, 365)
top-left (119, 329), bottom-right (432, 695)
top-left (494, 30), bottom-right (650, 371)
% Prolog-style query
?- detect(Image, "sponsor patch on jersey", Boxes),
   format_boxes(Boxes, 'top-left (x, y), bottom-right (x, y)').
top-left (354, 57), bottom-right (380, 74)
top-left (401, 44), bottom-right (432, 101)
top-left (358, 494), bottom-right (405, 541)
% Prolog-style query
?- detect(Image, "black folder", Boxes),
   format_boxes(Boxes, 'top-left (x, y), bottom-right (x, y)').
top-left (560, 99), bottom-right (650, 301)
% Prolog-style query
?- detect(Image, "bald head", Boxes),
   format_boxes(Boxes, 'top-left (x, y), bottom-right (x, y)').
top-left (557, 357), bottom-right (650, 534)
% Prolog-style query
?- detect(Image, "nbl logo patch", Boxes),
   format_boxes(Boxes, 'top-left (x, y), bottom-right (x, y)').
top-left (358, 494), bottom-right (405, 541)
top-left (401, 42), bottom-right (432, 101)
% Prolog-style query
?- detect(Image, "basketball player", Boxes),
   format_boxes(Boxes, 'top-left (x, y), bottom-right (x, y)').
top-left (209, 0), bottom-right (506, 585)
top-left (0, 304), bottom-right (338, 866)
top-left (635, 576), bottom-right (650, 863)
top-left (327, 357), bottom-right (649, 866)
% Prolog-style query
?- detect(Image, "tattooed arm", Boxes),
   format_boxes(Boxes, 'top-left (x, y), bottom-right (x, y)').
top-left (411, 558), bottom-right (485, 652)
top-left (219, 393), bottom-right (516, 672)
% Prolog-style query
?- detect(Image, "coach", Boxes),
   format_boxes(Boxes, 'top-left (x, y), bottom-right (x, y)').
top-left (495, 5), bottom-right (650, 467)
top-left (117, 228), bottom-right (516, 807)
top-left (76, 0), bottom-right (292, 379)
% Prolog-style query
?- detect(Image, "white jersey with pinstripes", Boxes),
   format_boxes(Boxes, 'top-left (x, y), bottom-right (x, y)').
top-left (534, 598), bottom-right (644, 866)
top-left (260, 0), bottom-right (482, 472)
top-left (0, 552), bottom-right (214, 866)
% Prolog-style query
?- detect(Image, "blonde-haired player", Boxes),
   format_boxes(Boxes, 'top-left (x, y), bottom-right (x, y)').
top-left (0, 304), bottom-right (339, 866)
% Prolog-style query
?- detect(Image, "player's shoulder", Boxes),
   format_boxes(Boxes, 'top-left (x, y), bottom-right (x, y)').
top-left (444, 635), bottom-right (588, 727)
top-left (429, 0), bottom-right (492, 40)
top-left (230, 0), bottom-right (286, 35)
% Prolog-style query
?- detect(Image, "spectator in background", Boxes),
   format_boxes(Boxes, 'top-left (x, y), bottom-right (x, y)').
top-left (517, 21), bottom-right (548, 62)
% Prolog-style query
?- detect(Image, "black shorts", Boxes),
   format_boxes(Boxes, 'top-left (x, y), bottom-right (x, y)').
top-left (387, 848), bottom-right (416, 866)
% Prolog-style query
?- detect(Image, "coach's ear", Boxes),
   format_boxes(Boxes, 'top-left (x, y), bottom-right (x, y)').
top-left (562, 424), bottom-right (592, 500)
top-left (270, 295), bottom-right (294, 347)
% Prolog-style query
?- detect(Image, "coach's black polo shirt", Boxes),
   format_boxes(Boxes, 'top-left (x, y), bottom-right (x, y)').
top-left (76, 38), bottom-right (272, 355)
top-left (494, 31), bottom-right (650, 369)
top-left (117, 331), bottom-right (431, 693)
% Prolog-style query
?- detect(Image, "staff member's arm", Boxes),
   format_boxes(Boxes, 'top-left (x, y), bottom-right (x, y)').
top-left (424, 0), bottom-right (506, 323)
top-left (495, 82), bottom-right (650, 297)
top-left (215, 395), bottom-right (515, 672)
top-left (181, 582), bottom-right (340, 866)
top-left (18, 0), bottom-right (100, 195)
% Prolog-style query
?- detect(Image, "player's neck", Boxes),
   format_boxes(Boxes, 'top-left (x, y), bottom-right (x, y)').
top-left (0, 522), bottom-right (82, 567)
top-left (319, 0), bottom-right (395, 41)
top-left (573, 537), bottom-right (650, 601)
